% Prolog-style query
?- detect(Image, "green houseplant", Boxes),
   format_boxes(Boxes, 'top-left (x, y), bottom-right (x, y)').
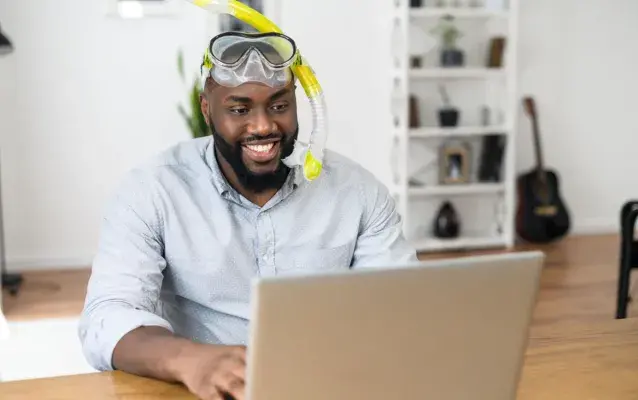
top-left (431, 15), bottom-right (464, 67)
top-left (177, 49), bottom-right (209, 139)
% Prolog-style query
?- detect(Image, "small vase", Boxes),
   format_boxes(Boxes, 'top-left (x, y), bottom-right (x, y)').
top-left (433, 201), bottom-right (461, 239)
top-left (438, 108), bottom-right (460, 127)
top-left (441, 48), bottom-right (464, 67)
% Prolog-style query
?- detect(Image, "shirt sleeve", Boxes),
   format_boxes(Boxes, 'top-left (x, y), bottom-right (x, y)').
top-left (78, 169), bottom-right (174, 372)
top-left (351, 173), bottom-right (419, 268)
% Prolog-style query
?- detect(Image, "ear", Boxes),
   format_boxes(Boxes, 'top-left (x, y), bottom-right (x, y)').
top-left (199, 92), bottom-right (210, 126)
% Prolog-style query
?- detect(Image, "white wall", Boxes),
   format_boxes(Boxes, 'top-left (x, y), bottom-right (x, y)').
top-left (0, 0), bottom-right (636, 270)
top-left (0, 0), bottom-right (214, 270)
top-left (515, 0), bottom-right (638, 233)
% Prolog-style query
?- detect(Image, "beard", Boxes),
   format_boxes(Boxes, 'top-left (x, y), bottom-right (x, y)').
top-left (210, 122), bottom-right (299, 193)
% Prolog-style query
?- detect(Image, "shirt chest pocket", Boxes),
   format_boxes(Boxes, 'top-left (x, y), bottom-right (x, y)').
top-left (275, 242), bottom-right (355, 275)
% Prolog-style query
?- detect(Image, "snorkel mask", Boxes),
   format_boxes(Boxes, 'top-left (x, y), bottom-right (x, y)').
top-left (189, 0), bottom-right (327, 182)
top-left (203, 31), bottom-right (296, 89)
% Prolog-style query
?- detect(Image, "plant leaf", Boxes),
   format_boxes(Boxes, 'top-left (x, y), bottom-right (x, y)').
top-left (177, 49), bottom-right (185, 82)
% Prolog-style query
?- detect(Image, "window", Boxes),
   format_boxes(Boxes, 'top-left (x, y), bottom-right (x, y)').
top-left (106, 0), bottom-right (181, 19)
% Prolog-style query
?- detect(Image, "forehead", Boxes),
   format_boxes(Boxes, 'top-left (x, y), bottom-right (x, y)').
top-left (212, 80), bottom-right (295, 103)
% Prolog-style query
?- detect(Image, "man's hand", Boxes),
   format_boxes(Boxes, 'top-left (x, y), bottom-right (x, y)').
top-left (112, 327), bottom-right (246, 400)
top-left (177, 344), bottom-right (247, 400)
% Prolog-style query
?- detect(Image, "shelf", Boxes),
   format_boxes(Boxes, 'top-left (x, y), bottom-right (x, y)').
top-left (409, 68), bottom-right (505, 79)
top-left (392, 0), bottom-right (518, 254)
top-left (409, 7), bottom-right (509, 19)
top-left (406, 183), bottom-right (505, 196)
top-left (410, 125), bottom-right (509, 138)
top-left (412, 235), bottom-right (508, 252)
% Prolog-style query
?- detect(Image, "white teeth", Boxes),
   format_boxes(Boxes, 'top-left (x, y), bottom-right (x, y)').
top-left (246, 143), bottom-right (274, 153)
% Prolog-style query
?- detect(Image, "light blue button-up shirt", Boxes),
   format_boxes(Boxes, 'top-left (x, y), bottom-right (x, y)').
top-left (79, 137), bottom-right (418, 372)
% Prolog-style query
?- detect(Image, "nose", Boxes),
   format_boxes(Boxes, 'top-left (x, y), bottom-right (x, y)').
top-left (249, 108), bottom-right (277, 136)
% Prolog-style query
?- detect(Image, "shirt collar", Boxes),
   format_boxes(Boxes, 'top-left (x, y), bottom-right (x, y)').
top-left (204, 137), bottom-right (304, 201)
top-left (204, 137), bottom-right (232, 196)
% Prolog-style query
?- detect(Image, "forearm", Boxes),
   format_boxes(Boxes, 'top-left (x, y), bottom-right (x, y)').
top-left (112, 326), bottom-right (249, 400)
top-left (112, 326), bottom-right (197, 383)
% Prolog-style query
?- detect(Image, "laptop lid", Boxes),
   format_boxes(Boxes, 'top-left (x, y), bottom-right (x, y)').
top-left (246, 251), bottom-right (544, 400)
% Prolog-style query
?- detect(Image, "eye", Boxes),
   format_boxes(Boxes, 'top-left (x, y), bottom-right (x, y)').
top-left (271, 102), bottom-right (289, 113)
top-left (229, 106), bottom-right (249, 116)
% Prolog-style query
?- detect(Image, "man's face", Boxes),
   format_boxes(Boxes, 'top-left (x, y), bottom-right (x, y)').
top-left (201, 79), bottom-right (299, 192)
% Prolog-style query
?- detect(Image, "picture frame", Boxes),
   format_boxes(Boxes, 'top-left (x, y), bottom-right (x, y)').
top-left (439, 141), bottom-right (471, 185)
top-left (106, 0), bottom-right (182, 19)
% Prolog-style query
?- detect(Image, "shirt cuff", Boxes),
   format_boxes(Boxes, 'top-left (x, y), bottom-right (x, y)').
top-left (82, 307), bottom-right (174, 371)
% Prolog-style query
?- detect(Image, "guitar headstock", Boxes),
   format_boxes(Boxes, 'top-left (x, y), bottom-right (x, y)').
top-left (523, 96), bottom-right (537, 119)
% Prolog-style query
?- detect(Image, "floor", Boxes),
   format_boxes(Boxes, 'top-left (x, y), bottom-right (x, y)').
top-left (1, 270), bottom-right (96, 382)
top-left (1, 233), bottom-right (636, 382)
top-left (2, 269), bottom-right (90, 321)
top-left (420, 233), bottom-right (638, 325)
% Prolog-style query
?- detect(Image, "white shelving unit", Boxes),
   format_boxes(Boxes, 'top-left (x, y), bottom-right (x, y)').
top-left (409, 7), bottom-right (509, 18)
top-left (408, 67), bottom-right (506, 79)
top-left (390, 0), bottom-right (519, 253)
top-left (410, 125), bottom-right (510, 138)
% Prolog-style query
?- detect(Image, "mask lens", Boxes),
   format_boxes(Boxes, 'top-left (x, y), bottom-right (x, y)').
top-left (210, 33), bottom-right (296, 68)
top-left (258, 35), bottom-right (295, 66)
top-left (211, 35), bottom-right (248, 65)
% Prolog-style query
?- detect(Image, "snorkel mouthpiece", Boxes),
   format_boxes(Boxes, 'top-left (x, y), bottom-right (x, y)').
top-left (187, 0), bottom-right (327, 182)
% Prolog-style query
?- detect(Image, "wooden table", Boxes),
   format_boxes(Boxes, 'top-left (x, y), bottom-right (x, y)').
top-left (517, 317), bottom-right (638, 399)
top-left (1, 318), bottom-right (637, 399)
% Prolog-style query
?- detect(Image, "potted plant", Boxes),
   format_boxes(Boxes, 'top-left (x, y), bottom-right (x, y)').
top-left (437, 84), bottom-right (460, 127)
top-left (176, 49), bottom-right (209, 139)
top-left (431, 15), bottom-right (464, 67)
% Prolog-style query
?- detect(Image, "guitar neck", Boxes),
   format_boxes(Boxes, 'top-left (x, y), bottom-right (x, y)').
top-left (524, 97), bottom-right (546, 182)
top-left (531, 116), bottom-right (545, 175)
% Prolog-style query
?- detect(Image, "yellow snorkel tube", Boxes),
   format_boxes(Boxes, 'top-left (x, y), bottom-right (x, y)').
top-left (188, 0), bottom-right (326, 182)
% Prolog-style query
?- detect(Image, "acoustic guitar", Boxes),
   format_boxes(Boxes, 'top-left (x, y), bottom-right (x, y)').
top-left (515, 96), bottom-right (571, 243)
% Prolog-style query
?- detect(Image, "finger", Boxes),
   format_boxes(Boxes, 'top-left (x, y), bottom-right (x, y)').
top-left (220, 349), bottom-right (246, 366)
top-left (232, 347), bottom-right (247, 364)
top-left (230, 362), bottom-right (246, 380)
top-left (217, 373), bottom-right (246, 400)
top-left (222, 385), bottom-right (245, 400)
top-left (228, 386), bottom-right (245, 400)
top-left (220, 372), bottom-right (245, 391)
top-left (220, 352), bottom-right (246, 378)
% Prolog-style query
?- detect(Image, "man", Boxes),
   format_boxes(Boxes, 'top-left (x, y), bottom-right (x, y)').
top-left (79, 31), bottom-right (417, 400)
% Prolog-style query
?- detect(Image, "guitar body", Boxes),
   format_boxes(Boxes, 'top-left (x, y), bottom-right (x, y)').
top-left (515, 96), bottom-right (571, 244)
top-left (516, 168), bottom-right (570, 243)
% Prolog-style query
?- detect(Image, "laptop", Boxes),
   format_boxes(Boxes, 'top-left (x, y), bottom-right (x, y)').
top-left (245, 250), bottom-right (544, 400)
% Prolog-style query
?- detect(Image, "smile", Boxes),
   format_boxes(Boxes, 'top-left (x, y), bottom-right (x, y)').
top-left (245, 143), bottom-right (275, 153)
top-left (242, 140), bottom-right (281, 163)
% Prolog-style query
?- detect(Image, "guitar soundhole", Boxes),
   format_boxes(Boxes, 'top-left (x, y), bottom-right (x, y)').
top-left (532, 179), bottom-right (550, 203)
